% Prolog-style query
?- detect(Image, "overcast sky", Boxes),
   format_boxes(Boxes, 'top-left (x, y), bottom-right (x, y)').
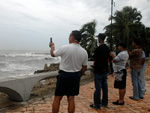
top-left (0, 0), bottom-right (150, 51)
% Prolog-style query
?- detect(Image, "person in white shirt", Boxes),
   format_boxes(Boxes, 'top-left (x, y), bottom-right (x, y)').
top-left (110, 42), bottom-right (129, 105)
top-left (49, 30), bottom-right (88, 113)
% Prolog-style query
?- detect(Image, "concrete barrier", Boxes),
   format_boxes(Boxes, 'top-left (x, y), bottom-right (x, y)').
top-left (0, 62), bottom-right (93, 102)
top-left (0, 71), bottom-right (59, 101)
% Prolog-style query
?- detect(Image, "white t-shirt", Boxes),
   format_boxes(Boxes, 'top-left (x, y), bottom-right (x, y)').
top-left (53, 43), bottom-right (88, 72)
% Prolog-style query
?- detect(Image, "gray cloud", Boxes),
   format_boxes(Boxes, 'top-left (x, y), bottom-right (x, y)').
top-left (0, 0), bottom-right (150, 50)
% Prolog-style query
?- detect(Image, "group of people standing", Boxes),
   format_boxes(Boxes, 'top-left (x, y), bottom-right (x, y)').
top-left (90, 34), bottom-right (146, 110)
top-left (49, 30), bottom-right (146, 113)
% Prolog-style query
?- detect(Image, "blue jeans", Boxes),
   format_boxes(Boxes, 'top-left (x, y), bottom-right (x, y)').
top-left (130, 69), bottom-right (143, 100)
top-left (94, 73), bottom-right (108, 106)
top-left (139, 67), bottom-right (146, 91)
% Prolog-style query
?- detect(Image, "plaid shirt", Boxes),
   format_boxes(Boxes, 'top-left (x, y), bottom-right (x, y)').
top-left (129, 48), bottom-right (142, 69)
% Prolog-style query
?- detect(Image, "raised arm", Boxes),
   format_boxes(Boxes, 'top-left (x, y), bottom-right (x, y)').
top-left (49, 42), bottom-right (55, 57)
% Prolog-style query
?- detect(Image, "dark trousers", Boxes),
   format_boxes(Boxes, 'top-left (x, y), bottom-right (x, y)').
top-left (94, 73), bottom-right (108, 106)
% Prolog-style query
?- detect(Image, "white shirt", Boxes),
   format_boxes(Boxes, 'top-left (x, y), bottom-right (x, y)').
top-left (113, 50), bottom-right (129, 72)
top-left (53, 43), bottom-right (88, 72)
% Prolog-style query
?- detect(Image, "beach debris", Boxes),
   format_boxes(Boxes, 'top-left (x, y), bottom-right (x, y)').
top-left (34, 63), bottom-right (59, 74)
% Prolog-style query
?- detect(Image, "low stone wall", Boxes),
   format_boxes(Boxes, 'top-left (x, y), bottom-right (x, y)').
top-left (0, 68), bottom-right (94, 109)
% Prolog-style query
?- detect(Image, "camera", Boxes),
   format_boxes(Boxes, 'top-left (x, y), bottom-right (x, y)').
top-left (50, 37), bottom-right (52, 43)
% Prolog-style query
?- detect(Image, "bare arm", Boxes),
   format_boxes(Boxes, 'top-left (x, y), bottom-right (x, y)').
top-left (129, 50), bottom-right (136, 59)
top-left (49, 42), bottom-right (55, 57)
top-left (81, 65), bottom-right (87, 76)
top-left (110, 52), bottom-right (116, 63)
top-left (110, 52), bottom-right (116, 59)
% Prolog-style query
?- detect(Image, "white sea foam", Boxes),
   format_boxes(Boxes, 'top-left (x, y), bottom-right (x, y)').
top-left (1, 64), bottom-right (32, 72)
top-left (0, 52), bottom-right (51, 58)
top-left (0, 50), bottom-right (60, 78)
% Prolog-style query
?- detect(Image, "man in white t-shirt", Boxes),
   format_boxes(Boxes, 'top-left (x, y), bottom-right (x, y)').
top-left (49, 30), bottom-right (88, 113)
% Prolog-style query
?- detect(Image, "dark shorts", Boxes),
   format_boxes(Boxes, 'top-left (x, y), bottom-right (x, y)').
top-left (55, 70), bottom-right (81, 96)
top-left (114, 69), bottom-right (127, 89)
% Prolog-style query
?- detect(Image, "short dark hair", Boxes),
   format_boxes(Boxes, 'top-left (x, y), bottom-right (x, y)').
top-left (133, 38), bottom-right (140, 46)
top-left (96, 33), bottom-right (106, 41)
top-left (71, 30), bottom-right (81, 42)
top-left (118, 42), bottom-right (127, 49)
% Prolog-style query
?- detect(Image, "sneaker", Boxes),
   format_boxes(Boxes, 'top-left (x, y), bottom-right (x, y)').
top-left (112, 100), bottom-right (124, 105)
top-left (90, 104), bottom-right (101, 110)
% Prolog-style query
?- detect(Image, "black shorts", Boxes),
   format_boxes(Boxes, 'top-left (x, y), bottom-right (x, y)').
top-left (55, 70), bottom-right (81, 96)
top-left (114, 69), bottom-right (127, 89)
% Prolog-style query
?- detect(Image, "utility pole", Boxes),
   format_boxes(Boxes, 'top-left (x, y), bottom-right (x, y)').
top-left (110, 0), bottom-right (114, 51)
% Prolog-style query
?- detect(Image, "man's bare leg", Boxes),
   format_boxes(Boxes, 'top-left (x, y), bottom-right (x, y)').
top-left (119, 89), bottom-right (126, 103)
top-left (52, 96), bottom-right (63, 113)
top-left (67, 96), bottom-right (75, 113)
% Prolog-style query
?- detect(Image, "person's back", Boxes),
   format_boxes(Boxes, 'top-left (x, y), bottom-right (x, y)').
top-left (49, 30), bottom-right (88, 113)
top-left (90, 33), bottom-right (110, 110)
top-left (130, 48), bottom-right (142, 69)
top-left (55, 43), bottom-right (87, 72)
top-left (93, 44), bottom-right (110, 74)
top-left (129, 38), bottom-right (144, 101)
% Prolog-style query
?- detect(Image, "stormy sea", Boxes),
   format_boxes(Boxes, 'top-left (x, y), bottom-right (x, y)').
top-left (0, 50), bottom-right (60, 79)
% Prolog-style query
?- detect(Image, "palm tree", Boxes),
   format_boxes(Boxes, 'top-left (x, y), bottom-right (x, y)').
top-left (138, 25), bottom-right (150, 57)
top-left (104, 6), bottom-right (142, 52)
top-left (80, 20), bottom-right (97, 60)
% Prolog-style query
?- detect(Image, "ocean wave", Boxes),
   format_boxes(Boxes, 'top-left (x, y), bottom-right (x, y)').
top-left (0, 63), bottom-right (33, 72)
top-left (0, 57), bottom-right (60, 72)
top-left (0, 50), bottom-right (60, 78)
top-left (0, 62), bottom-right (7, 67)
top-left (0, 52), bottom-right (51, 58)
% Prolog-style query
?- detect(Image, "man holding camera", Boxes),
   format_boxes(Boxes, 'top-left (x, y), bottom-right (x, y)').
top-left (49, 30), bottom-right (88, 113)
